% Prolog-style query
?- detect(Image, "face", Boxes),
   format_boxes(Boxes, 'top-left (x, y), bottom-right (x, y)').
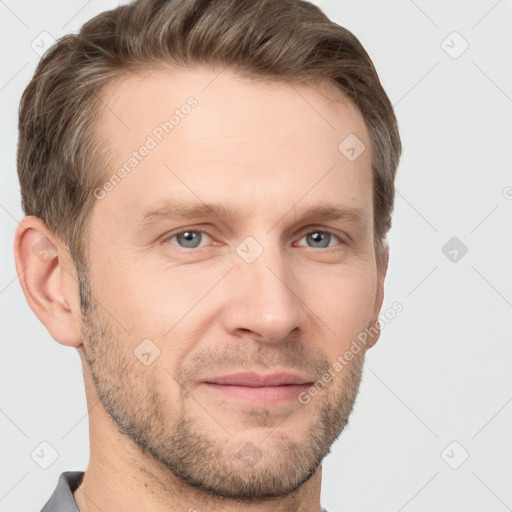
top-left (78, 66), bottom-right (384, 499)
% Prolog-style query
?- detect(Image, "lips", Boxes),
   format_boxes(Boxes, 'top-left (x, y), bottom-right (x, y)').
top-left (200, 371), bottom-right (315, 405)
top-left (203, 371), bottom-right (314, 387)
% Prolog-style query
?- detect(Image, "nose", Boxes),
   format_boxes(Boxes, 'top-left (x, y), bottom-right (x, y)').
top-left (222, 242), bottom-right (307, 344)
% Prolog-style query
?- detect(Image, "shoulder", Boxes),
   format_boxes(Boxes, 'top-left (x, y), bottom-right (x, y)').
top-left (39, 471), bottom-right (84, 512)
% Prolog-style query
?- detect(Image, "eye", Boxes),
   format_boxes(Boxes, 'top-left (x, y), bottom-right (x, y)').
top-left (165, 230), bottom-right (213, 249)
top-left (296, 230), bottom-right (343, 249)
top-left (163, 228), bottom-right (344, 251)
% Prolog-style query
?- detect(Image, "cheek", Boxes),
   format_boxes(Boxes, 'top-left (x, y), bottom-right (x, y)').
top-left (92, 263), bottom-right (227, 347)
top-left (90, 247), bottom-right (377, 365)
top-left (106, 259), bottom-right (375, 315)
top-left (304, 263), bottom-right (377, 346)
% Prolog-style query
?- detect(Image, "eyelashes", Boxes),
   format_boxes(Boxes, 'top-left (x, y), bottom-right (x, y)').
top-left (164, 228), bottom-right (344, 251)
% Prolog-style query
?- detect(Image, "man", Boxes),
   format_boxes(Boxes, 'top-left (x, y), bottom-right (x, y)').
top-left (13, 0), bottom-right (401, 510)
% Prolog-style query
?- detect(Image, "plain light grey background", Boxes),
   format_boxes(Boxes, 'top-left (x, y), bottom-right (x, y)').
top-left (1, 1), bottom-right (511, 510)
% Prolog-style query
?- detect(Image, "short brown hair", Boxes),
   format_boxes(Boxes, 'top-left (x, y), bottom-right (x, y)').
top-left (17, 0), bottom-right (401, 267)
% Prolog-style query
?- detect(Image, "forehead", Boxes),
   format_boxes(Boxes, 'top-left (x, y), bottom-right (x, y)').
top-left (92, 66), bottom-right (372, 226)
top-left (98, 65), bottom-right (369, 148)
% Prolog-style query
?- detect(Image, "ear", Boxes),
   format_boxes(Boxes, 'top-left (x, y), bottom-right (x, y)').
top-left (366, 244), bottom-right (389, 349)
top-left (13, 216), bottom-right (83, 347)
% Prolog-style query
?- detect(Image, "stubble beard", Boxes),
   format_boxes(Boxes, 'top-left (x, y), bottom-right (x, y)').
top-left (77, 264), bottom-right (366, 500)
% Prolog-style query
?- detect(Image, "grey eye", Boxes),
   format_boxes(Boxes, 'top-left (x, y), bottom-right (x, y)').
top-left (173, 231), bottom-right (204, 248)
top-left (304, 231), bottom-right (336, 248)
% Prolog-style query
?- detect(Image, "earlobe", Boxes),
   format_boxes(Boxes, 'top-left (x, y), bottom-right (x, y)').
top-left (366, 244), bottom-right (390, 349)
top-left (13, 216), bottom-right (83, 348)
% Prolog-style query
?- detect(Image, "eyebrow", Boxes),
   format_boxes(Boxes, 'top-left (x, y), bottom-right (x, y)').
top-left (137, 200), bottom-right (366, 229)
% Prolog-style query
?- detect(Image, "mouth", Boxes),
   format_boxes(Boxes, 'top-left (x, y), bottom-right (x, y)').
top-left (200, 371), bottom-right (315, 405)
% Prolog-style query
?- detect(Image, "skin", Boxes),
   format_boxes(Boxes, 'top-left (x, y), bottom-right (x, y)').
top-left (14, 66), bottom-right (388, 512)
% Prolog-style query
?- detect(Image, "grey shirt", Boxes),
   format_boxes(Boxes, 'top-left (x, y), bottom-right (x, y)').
top-left (40, 472), bottom-right (81, 512)
top-left (40, 471), bottom-right (332, 511)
